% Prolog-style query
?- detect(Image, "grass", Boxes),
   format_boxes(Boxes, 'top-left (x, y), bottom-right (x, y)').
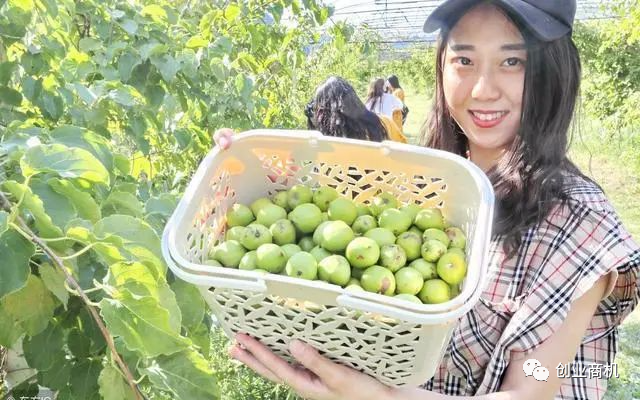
top-left (207, 88), bottom-right (640, 399)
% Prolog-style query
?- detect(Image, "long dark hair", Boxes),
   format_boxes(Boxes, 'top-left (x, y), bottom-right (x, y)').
top-left (387, 75), bottom-right (401, 90)
top-left (365, 78), bottom-right (386, 112)
top-left (306, 77), bottom-right (388, 142)
top-left (420, 5), bottom-right (593, 257)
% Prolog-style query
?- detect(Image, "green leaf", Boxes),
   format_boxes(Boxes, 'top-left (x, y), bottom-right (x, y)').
top-left (0, 228), bottom-right (34, 299)
top-left (141, 4), bottom-right (167, 23)
top-left (118, 52), bottom-right (140, 82)
top-left (152, 54), bottom-right (180, 83)
top-left (98, 365), bottom-right (137, 400)
top-left (0, 275), bottom-right (56, 336)
top-left (187, 322), bottom-right (211, 358)
top-left (48, 178), bottom-right (101, 223)
top-left (40, 90), bottom-right (64, 120)
top-left (2, 181), bottom-right (64, 240)
top-left (118, 19), bottom-right (138, 35)
top-left (51, 125), bottom-right (114, 172)
top-left (100, 293), bottom-right (190, 357)
top-left (145, 193), bottom-right (177, 217)
top-left (0, 300), bottom-right (24, 346)
top-left (39, 261), bottom-right (69, 307)
top-left (23, 322), bottom-right (65, 371)
top-left (21, 144), bottom-right (110, 185)
top-left (0, 210), bottom-right (7, 234)
top-left (139, 42), bottom-right (167, 61)
top-left (0, 61), bottom-right (17, 85)
top-left (113, 154), bottom-right (131, 175)
top-left (224, 3), bottom-right (241, 22)
top-left (144, 350), bottom-right (219, 399)
top-left (30, 177), bottom-right (76, 229)
top-left (79, 37), bottom-right (101, 52)
top-left (102, 191), bottom-right (144, 218)
top-left (185, 35), bottom-right (208, 49)
top-left (171, 280), bottom-right (205, 329)
top-left (0, 85), bottom-right (22, 105)
top-left (93, 215), bottom-right (164, 271)
top-left (74, 83), bottom-right (99, 105)
top-left (67, 327), bottom-right (92, 358)
top-left (22, 76), bottom-right (43, 101)
top-left (69, 359), bottom-right (102, 400)
top-left (38, 359), bottom-right (72, 391)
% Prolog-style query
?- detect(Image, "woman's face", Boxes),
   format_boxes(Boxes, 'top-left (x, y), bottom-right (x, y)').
top-left (443, 4), bottom-right (527, 155)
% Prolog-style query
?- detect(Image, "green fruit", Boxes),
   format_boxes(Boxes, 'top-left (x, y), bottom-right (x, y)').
top-left (289, 203), bottom-right (323, 234)
top-left (310, 246), bottom-right (332, 262)
top-left (394, 293), bottom-right (422, 304)
top-left (361, 265), bottom-right (396, 295)
top-left (396, 231), bottom-right (422, 261)
top-left (226, 203), bottom-right (255, 227)
top-left (239, 251), bottom-right (258, 270)
top-left (225, 226), bottom-right (246, 242)
top-left (369, 192), bottom-right (398, 217)
top-left (281, 243), bottom-right (302, 260)
top-left (378, 208), bottom-right (412, 236)
top-left (414, 208), bottom-right (445, 230)
top-left (450, 283), bottom-right (461, 298)
top-left (270, 219), bottom-right (297, 245)
top-left (408, 259), bottom-right (438, 280)
top-left (241, 224), bottom-right (272, 250)
top-left (356, 204), bottom-right (371, 216)
top-left (285, 252), bottom-right (318, 280)
top-left (379, 244), bottom-right (407, 272)
top-left (321, 212), bottom-right (329, 222)
top-left (256, 243), bottom-right (287, 273)
top-left (421, 239), bottom-right (447, 262)
top-left (346, 282), bottom-right (365, 292)
top-left (347, 278), bottom-right (361, 287)
top-left (364, 227), bottom-right (396, 247)
top-left (328, 198), bottom-right (358, 225)
top-left (436, 251), bottom-right (467, 285)
top-left (418, 279), bottom-right (451, 304)
top-left (320, 221), bottom-right (354, 252)
top-left (408, 226), bottom-right (423, 236)
top-left (288, 184), bottom-right (313, 209)
top-left (448, 247), bottom-right (466, 259)
top-left (350, 266), bottom-right (364, 280)
top-left (446, 227), bottom-right (466, 249)
top-left (272, 190), bottom-right (290, 211)
top-left (399, 204), bottom-right (421, 222)
top-left (253, 269), bottom-right (269, 275)
top-left (313, 221), bottom-right (332, 246)
top-left (394, 267), bottom-right (424, 295)
top-left (318, 255), bottom-right (351, 286)
top-left (352, 215), bottom-right (377, 235)
top-left (204, 259), bottom-right (222, 267)
top-left (313, 186), bottom-right (339, 211)
top-left (298, 236), bottom-right (315, 252)
top-left (422, 228), bottom-right (450, 247)
top-left (212, 240), bottom-right (246, 268)
top-left (346, 237), bottom-right (380, 268)
top-left (250, 197), bottom-right (273, 215)
top-left (256, 204), bottom-right (287, 227)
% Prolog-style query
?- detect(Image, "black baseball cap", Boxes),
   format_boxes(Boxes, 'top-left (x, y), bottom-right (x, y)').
top-left (423, 0), bottom-right (577, 41)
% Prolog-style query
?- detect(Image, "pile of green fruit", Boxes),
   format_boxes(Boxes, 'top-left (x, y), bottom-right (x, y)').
top-left (206, 184), bottom-right (468, 305)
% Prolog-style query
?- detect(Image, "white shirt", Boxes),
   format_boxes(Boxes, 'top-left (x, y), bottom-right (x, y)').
top-left (365, 93), bottom-right (403, 118)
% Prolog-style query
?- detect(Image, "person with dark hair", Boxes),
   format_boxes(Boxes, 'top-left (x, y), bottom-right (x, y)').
top-left (387, 74), bottom-right (409, 125)
top-left (225, 1), bottom-right (640, 399)
top-left (306, 76), bottom-right (406, 143)
top-left (365, 78), bottom-right (404, 132)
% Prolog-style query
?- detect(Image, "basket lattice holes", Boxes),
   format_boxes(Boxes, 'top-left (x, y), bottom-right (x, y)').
top-left (187, 152), bottom-right (454, 385)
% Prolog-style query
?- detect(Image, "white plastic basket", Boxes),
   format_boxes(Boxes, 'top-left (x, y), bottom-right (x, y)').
top-left (162, 129), bottom-right (495, 387)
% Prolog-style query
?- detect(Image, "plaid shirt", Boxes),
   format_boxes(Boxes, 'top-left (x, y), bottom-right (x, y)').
top-left (422, 173), bottom-right (640, 399)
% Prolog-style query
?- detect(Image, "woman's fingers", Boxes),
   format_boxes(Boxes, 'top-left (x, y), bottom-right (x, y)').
top-left (213, 128), bottom-right (234, 149)
top-left (228, 343), bottom-right (282, 383)
top-left (234, 334), bottom-right (328, 397)
top-left (289, 340), bottom-right (347, 390)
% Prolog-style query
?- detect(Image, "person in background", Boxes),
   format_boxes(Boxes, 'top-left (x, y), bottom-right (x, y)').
top-left (365, 78), bottom-right (405, 133)
top-left (387, 74), bottom-right (409, 125)
top-left (307, 76), bottom-right (406, 143)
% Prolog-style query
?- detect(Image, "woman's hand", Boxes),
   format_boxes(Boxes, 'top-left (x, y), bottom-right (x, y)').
top-left (213, 128), bottom-right (234, 150)
top-left (228, 333), bottom-right (395, 400)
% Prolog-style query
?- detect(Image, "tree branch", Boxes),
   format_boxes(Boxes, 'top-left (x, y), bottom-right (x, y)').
top-left (0, 191), bottom-right (146, 400)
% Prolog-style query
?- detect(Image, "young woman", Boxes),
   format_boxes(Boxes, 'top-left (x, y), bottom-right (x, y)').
top-left (365, 77), bottom-right (405, 131)
top-left (306, 76), bottom-right (406, 143)
top-left (222, 1), bottom-right (639, 399)
top-left (387, 74), bottom-right (409, 125)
